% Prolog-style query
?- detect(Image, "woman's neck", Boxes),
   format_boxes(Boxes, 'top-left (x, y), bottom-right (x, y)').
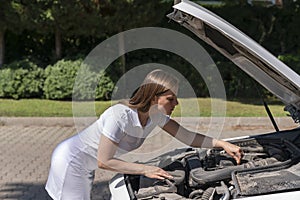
top-left (138, 111), bottom-right (149, 127)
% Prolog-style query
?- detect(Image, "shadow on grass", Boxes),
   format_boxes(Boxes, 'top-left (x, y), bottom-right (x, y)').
top-left (0, 181), bottom-right (111, 200)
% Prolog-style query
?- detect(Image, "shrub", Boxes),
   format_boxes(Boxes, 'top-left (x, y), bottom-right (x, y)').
top-left (44, 59), bottom-right (115, 100)
top-left (0, 59), bottom-right (45, 99)
top-left (73, 65), bottom-right (115, 101)
top-left (72, 63), bottom-right (98, 100)
top-left (43, 59), bottom-right (82, 100)
top-left (96, 71), bottom-right (115, 100)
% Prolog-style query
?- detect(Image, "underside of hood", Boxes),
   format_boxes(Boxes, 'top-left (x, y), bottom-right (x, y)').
top-left (167, 0), bottom-right (300, 123)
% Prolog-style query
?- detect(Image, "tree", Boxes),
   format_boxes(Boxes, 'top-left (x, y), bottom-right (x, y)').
top-left (215, 0), bottom-right (300, 55)
top-left (0, 1), bottom-right (29, 67)
top-left (99, 0), bottom-right (171, 78)
top-left (271, 0), bottom-right (300, 54)
top-left (23, 0), bottom-right (103, 60)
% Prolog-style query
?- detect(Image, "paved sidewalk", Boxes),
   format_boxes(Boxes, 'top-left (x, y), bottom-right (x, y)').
top-left (0, 117), bottom-right (298, 200)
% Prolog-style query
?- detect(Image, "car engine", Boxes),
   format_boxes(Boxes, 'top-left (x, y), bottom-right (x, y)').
top-left (123, 132), bottom-right (300, 200)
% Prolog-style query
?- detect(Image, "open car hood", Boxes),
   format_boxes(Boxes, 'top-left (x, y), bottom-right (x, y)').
top-left (167, 0), bottom-right (300, 123)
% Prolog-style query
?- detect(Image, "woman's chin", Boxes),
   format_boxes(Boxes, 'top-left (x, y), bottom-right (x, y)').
top-left (167, 110), bottom-right (173, 115)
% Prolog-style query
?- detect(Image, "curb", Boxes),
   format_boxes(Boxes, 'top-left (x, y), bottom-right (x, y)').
top-left (0, 117), bottom-right (298, 129)
top-left (0, 117), bottom-right (87, 127)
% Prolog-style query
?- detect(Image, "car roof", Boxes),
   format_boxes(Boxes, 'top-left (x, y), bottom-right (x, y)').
top-left (168, 0), bottom-right (300, 123)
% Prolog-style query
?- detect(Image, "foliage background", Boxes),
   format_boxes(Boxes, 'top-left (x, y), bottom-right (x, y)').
top-left (0, 0), bottom-right (300, 100)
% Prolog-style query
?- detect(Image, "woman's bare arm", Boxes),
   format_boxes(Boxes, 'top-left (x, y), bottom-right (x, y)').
top-left (97, 135), bottom-right (173, 179)
top-left (163, 119), bottom-right (243, 164)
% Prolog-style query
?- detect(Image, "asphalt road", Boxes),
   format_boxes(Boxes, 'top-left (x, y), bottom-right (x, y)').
top-left (0, 117), bottom-right (297, 200)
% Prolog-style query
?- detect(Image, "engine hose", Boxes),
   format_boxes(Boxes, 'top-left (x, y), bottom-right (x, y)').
top-left (219, 181), bottom-right (230, 200)
top-left (191, 158), bottom-right (278, 185)
top-left (134, 179), bottom-right (177, 199)
top-left (189, 189), bottom-right (203, 199)
top-left (201, 187), bottom-right (215, 200)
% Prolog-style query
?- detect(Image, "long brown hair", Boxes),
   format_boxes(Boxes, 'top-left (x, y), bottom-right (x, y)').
top-left (123, 69), bottom-right (179, 112)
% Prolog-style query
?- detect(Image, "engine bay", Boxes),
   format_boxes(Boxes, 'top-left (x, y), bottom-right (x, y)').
top-left (124, 131), bottom-right (300, 200)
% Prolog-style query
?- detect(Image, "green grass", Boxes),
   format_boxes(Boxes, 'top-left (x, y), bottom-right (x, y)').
top-left (0, 99), bottom-right (113, 117)
top-left (172, 98), bottom-right (287, 117)
top-left (0, 98), bottom-right (288, 117)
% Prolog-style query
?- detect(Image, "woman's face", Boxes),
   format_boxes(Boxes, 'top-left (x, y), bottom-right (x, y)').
top-left (155, 90), bottom-right (178, 115)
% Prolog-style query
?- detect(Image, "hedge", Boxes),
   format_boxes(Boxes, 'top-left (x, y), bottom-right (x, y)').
top-left (0, 59), bottom-right (115, 100)
top-left (0, 59), bottom-right (45, 99)
top-left (44, 59), bottom-right (115, 100)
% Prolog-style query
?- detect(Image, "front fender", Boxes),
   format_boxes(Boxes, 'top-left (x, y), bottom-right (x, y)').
top-left (109, 174), bottom-right (131, 200)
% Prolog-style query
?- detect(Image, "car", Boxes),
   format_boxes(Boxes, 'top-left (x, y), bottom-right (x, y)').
top-left (109, 0), bottom-right (300, 199)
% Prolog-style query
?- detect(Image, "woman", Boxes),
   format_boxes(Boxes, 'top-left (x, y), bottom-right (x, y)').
top-left (45, 69), bottom-right (243, 199)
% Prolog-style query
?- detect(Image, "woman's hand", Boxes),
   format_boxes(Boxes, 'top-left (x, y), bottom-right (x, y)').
top-left (216, 140), bottom-right (244, 164)
top-left (143, 165), bottom-right (173, 180)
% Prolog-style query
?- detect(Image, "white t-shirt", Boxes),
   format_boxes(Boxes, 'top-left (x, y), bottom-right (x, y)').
top-left (78, 103), bottom-right (170, 158)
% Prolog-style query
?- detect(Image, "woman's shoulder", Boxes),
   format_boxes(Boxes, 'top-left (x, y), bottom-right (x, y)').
top-left (110, 103), bottom-right (131, 112)
top-left (101, 103), bottom-right (132, 119)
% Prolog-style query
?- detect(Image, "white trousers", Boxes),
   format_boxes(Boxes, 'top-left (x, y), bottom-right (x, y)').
top-left (45, 134), bottom-right (98, 200)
